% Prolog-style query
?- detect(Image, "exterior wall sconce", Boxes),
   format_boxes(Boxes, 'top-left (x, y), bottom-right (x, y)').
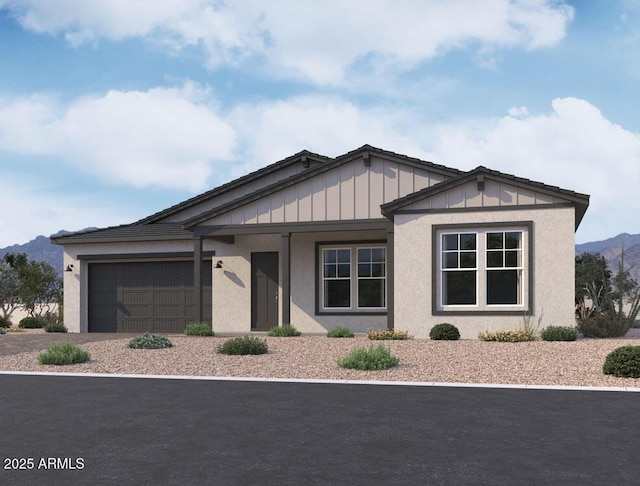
top-left (65, 264), bottom-right (74, 272)
top-left (214, 260), bottom-right (223, 269)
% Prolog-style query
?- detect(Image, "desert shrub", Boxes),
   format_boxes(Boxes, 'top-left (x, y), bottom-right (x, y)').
top-left (0, 316), bottom-right (12, 328)
top-left (184, 322), bottom-right (214, 336)
top-left (267, 324), bottom-right (301, 337)
top-left (4, 327), bottom-right (24, 333)
top-left (40, 311), bottom-right (61, 326)
top-left (327, 326), bottom-right (355, 338)
top-left (540, 326), bottom-right (577, 342)
top-left (478, 329), bottom-right (538, 342)
top-left (127, 332), bottom-right (173, 349)
top-left (19, 316), bottom-right (43, 329)
top-left (576, 314), bottom-right (629, 338)
top-left (44, 322), bottom-right (68, 333)
top-left (337, 345), bottom-right (400, 370)
top-left (429, 323), bottom-right (460, 341)
top-left (603, 346), bottom-right (640, 378)
top-left (217, 336), bottom-right (268, 355)
top-left (38, 342), bottom-right (90, 365)
top-left (367, 329), bottom-right (412, 340)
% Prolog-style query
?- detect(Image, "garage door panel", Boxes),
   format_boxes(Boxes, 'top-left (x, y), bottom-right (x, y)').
top-left (89, 261), bottom-right (212, 333)
top-left (154, 289), bottom-right (187, 304)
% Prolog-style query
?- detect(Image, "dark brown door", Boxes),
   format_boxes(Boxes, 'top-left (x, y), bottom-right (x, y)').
top-left (251, 252), bottom-right (279, 331)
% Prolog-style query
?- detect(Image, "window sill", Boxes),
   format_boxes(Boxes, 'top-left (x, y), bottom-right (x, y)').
top-left (317, 311), bottom-right (387, 316)
top-left (433, 308), bottom-right (529, 316)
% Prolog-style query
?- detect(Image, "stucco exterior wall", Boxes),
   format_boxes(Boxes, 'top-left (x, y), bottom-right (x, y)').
top-left (62, 239), bottom-right (216, 333)
top-left (289, 230), bottom-right (388, 333)
top-left (393, 206), bottom-right (576, 339)
top-left (211, 234), bottom-right (281, 333)
top-left (211, 230), bottom-right (388, 333)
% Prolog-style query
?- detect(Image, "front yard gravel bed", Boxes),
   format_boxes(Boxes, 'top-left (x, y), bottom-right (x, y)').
top-left (2, 333), bottom-right (640, 387)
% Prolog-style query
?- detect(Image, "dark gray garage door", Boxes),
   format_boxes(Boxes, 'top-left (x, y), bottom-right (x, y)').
top-left (88, 261), bottom-right (212, 333)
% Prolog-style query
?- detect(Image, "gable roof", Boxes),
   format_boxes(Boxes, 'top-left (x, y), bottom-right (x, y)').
top-left (381, 165), bottom-right (590, 229)
top-left (52, 147), bottom-right (590, 244)
top-left (182, 144), bottom-right (461, 228)
top-left (136, 149), bottom-right (331, 224)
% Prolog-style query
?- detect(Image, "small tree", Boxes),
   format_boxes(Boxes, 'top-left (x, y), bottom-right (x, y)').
top-left (575, 253), bottom-right (612, 308)
top-left (0, 261), bottom-right (21, 319)
top-left (3, 253), bottom-right (62, 318)
top-left (576, 249), bottom-right (640, 333)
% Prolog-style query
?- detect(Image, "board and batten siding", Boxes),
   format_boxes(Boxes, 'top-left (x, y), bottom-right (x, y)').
top-left (205, 157), bottom-right (448, 225)
top-left (408, 179), bottom-right (564, 211)
top-left (158, 160), bottom-right (323, 223)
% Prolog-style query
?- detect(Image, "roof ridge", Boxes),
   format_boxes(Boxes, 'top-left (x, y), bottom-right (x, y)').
top-left (137, 150), bottom-right (332, 224)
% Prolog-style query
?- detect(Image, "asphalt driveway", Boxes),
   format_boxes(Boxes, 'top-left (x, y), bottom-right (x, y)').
top-left (1, 374), bottom-right (639, 485)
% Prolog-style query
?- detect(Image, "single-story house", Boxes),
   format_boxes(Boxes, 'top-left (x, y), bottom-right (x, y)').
top-left (52, 145), bottom-right (589, 339)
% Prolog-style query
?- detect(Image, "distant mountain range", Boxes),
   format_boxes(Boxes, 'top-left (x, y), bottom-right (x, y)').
top-left (0, 229), bottom-right (95, 277)
top-left (2, 229), bottom-right (640, 283)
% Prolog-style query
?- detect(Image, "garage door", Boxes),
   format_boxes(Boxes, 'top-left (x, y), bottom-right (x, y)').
top-left (88, 261), bottom-right (212, 333)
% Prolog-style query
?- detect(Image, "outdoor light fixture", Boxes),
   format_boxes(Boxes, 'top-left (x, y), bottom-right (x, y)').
top-left (65, 264), bottom-right (74, 272)
top-left (215, 260), bottom-right (223, 269)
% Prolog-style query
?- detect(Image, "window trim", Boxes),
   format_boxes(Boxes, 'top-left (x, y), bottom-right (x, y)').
top-left (315, 240), bottom-right (388, 316)
top-left (432, 222), bottom-right (533, 316)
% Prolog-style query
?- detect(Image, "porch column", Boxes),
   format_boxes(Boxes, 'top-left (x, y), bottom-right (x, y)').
top-left (194, 236), bottom-right (203, 324)
top-left (281, 233), bottom-right (291, 324)
top-left (387, 229), bottom-right (394, 330)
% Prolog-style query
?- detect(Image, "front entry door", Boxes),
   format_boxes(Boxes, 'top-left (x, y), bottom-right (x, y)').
top-left (251, 252), bottom-right (279, 331)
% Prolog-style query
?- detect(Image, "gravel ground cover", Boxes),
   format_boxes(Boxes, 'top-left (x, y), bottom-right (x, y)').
top-left (2, 330), bottom-right (640, 387)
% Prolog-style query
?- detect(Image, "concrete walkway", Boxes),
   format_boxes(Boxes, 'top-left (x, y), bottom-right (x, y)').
top-left (0, 331), bottom-right (132, 356)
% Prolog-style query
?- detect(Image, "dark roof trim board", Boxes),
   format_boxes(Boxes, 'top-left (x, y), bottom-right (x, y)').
top-left (137, 150), bottom-right (331, 224)
top-left (183, 145), bottom-right (461, 228)
top-left (193, 219), bottom-right (393, 237)
top-left (51, 223), bottom-right (193, 244)
top-left (77, 251), bottom-right (216, 261)
top-left (380, 165), bottom-right (590, 228)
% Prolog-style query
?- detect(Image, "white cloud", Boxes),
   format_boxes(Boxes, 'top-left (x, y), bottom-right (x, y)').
top-left (0, 83), bottom-right (236, 191)
top-left (228, 96), bottom-right (426, 177)
top-left (0, 174), bottom-right (127, 247)
top-left (426, 97), bottom-right (640, 242)
top-left (0, 0), bottom-right (574, 84)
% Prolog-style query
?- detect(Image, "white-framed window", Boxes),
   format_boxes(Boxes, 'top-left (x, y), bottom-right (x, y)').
top-left (486, 231), bottom-right (523, 306)
top-left (437, 226), bottom-right (528, 312)
top-left (320, 244), bottom-right (386, 312)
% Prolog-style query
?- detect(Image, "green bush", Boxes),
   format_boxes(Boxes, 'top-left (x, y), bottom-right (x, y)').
top-left (577, 314), bottom-right (629, 338)
top-left (44, 322), bottom-right (68, 333)
top-left (217, 336), bottom-right (268, 355)
top-left (429, 323), bottom-right (460, 341)
top-left (327, 326), bottom-right (355, 338)
top-left (127, 332), bottom-right (173, 349)
top-left (267, 324), bottom-right (301, 337)
top-left (38, 342), bottom-right (90, 365)
top-left (540, 326), bottom-right (577, 342)
top-left (19, 316), bottom-right (43, 329)
top-left (0, 328), bottom-right (5, 335)
top-left (184, 322), bottom-right (214, 336)
top-left (337, 344), bottom-right (400, 370)
top-left (0, 316), bottom-right (12, 328)
top-left (367, 329), bottom-right (412, 340)
top-left (603, 346), bottom-right (640, 378)
top-left (478, 329), bottom-right (538, 342)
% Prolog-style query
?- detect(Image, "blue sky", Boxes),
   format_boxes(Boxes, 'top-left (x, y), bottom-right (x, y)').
top-left (0, 0), bottom-right (638, 247)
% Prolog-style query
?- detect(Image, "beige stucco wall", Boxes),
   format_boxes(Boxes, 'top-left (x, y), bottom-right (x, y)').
top-left (211, 234), bottom-right (280, 333)
top-left (289, 230), bottom-right (388, 333)
top-left (393, 206), bottom-right (576, 339)
top-left (211, 230), bottom-right (388, 333)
